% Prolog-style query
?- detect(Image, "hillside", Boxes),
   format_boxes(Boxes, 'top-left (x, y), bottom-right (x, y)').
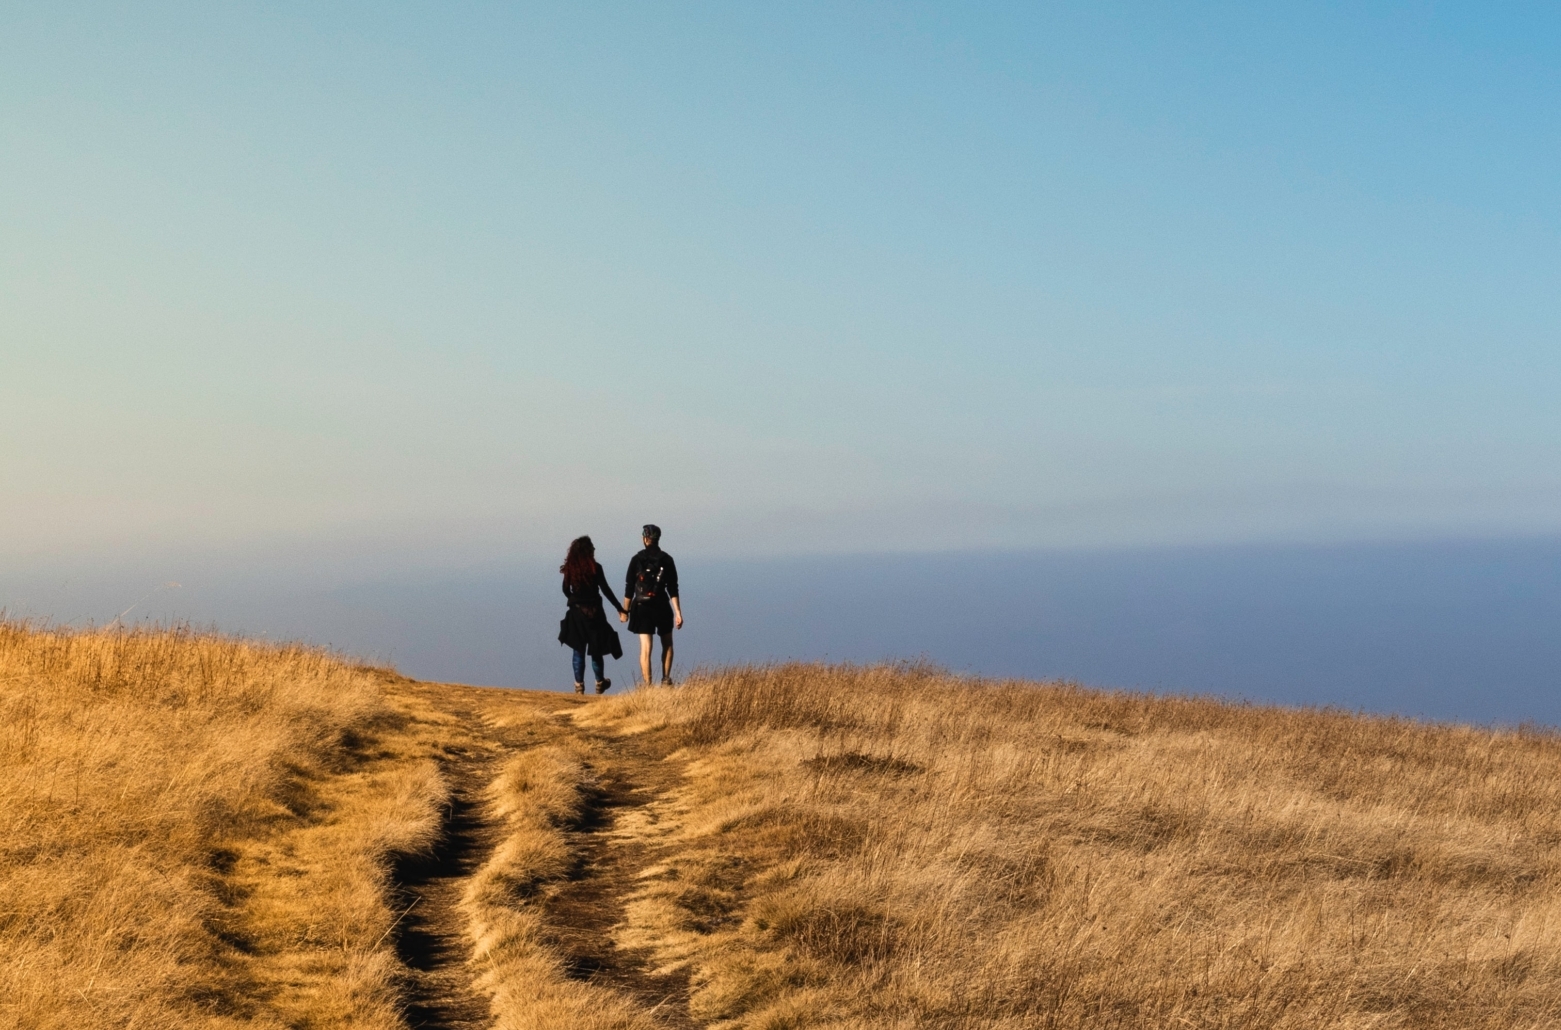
top-left (3, 624), bottom-right (1560, 1028)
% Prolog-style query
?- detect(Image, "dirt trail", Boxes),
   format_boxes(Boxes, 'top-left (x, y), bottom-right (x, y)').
top-left (382, 681), bottom-right (692, 1030)
top-left (543, 719), bottom-right (694, 1026)
top-left (390, 736), bottom-right (496, 1029)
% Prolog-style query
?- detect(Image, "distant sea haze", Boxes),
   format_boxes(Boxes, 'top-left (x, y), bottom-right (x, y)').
top-left (7, 537), bottom-right (1561, 728)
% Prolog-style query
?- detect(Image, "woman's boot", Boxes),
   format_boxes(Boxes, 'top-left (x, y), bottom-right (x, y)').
top-left (595, 677), bottom-right (612, 695)
top-left (574, 682), bottom-right (585, 695)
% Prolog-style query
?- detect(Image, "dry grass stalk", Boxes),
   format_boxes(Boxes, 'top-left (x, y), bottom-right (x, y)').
top-left (0, 620), bottom-right (441, 1030)
top-left (579, 663), bottom-right (1561, 1029)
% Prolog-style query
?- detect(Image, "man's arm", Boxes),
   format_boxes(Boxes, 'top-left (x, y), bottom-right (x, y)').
top-left (666, 556), bottom-right (682, 628)
top-left (663, 555), bottom-right (679, 600)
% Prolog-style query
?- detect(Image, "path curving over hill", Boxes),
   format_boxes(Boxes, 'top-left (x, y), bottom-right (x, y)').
top-left (381, 680), bottom-right (694, 1030)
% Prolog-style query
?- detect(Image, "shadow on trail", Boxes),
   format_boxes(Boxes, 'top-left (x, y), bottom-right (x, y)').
top-left (390, 750), bottom-right (495, 1030)
top-left (541, 730), bottom-right (697, 1028)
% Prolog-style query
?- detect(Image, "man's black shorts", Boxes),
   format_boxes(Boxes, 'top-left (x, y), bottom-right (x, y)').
top-left (628, 599), bottom-right (674, 636)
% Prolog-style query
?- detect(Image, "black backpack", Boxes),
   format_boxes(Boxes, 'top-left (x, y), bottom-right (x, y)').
top-left (634, 551), bottom-right (666, 602)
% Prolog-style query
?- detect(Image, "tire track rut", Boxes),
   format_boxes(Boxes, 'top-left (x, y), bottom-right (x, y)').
top-left (543, 721), bottom-right (694, 1026)
top-left (391, 742), bottom-right (495, 1029)
top-left (383, 683), bottom-right (693, 1030)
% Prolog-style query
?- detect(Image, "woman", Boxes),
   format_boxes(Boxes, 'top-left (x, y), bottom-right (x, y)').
top-left (557, 535), bottom-right (625, 695)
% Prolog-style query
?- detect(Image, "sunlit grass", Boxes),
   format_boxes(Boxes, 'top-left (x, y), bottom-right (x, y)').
top-left (573, 663), bottom-right (1561, 1028)
top-left (0, 621), bottom-right (441, 1030)
top-left (10, 618), bottom-right (1559, 1028)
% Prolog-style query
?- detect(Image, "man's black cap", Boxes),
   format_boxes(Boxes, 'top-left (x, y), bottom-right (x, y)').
top-left (642, 524), bottom-right (661, 543)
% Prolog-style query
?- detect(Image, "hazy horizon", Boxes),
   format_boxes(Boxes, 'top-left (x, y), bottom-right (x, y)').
top-left (7, 533), bottom-right (1560, 728)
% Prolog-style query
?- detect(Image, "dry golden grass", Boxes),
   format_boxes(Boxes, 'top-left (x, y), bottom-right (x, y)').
top-left (0, 621), bottom-right (442, 1030)
top-left (570, 663), bottom-right (1561, 1029)
top-left (13, 619), bottom-right (1561, 1029)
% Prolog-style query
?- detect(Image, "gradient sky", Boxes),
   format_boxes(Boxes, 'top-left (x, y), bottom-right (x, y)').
top-left (5, 3), bottom-right (1559, 566)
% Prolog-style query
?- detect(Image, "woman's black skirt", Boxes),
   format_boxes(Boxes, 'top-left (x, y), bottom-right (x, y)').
top-left (558, 603), bottom-right (623, 659)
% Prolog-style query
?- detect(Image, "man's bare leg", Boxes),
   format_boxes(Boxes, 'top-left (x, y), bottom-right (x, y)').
top-left (659, 631), bottom-right (675, 684)
top-left (638, 634), bottom-right (654, 685)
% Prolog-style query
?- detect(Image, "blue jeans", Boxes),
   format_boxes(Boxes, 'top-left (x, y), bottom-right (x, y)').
top-left (572, 649), bottom-right (604, 684)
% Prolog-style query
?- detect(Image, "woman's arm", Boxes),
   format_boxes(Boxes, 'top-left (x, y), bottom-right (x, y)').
top-left (596, 564), bottom-right (626, 614)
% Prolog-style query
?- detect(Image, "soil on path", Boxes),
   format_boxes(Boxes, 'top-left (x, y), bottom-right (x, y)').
top-left (389, 741), bottom-right (495, 1029)
top-left (382, 680), bottom-right (693, 1030)
top-left (542, 720), bottom-right (695, 1026)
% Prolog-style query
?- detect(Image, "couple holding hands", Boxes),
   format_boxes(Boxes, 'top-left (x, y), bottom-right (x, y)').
top-left (558, 524), bottom-right (683, 695)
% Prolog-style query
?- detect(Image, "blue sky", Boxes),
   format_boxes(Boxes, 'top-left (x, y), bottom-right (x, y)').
top-left (4, 2), bottom-right (1559, 566)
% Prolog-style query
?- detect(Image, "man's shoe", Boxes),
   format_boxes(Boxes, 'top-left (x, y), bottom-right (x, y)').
top-left (595, 678), bottom-right (612, 695)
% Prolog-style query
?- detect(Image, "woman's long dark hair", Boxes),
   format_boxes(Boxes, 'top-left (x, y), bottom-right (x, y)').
top-left (561, 535), bottom-right (596, 590)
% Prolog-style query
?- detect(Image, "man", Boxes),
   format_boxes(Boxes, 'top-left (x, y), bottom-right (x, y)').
top-left (622, 523), bottom-right (683, 685)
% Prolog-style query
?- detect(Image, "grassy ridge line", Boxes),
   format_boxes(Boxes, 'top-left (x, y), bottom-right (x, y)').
top-left (0, 622), bottom-right (444, 1030)
top-left (577, 664), bottom-right (1561, 1029)
top-left (14, 620), bottom-right (1561, 1028)
top-left (462, 712), bottom-right (659, 1030)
